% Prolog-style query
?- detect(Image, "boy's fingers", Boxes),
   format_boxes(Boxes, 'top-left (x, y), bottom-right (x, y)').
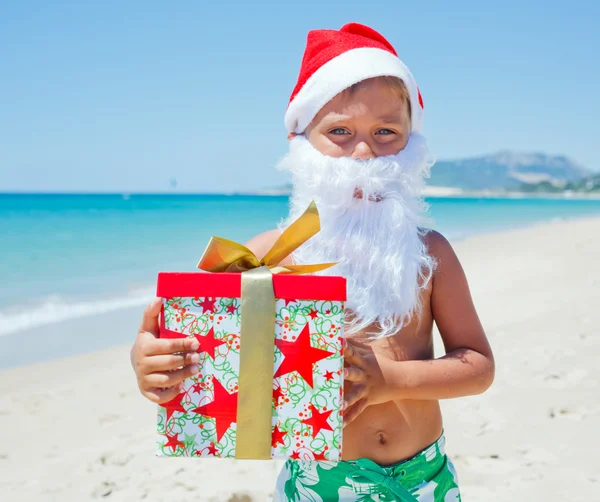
top-left (344, 344), bottom-right (363, 367)
top-left (145, 352), bottom-right (200, 372)
top-left (139, 298), bottom-right (163, 336)
top-left (143, 386), bottom-right (183, 405)
top-left (343, 366), bottom-right (364, 382)
top-left (343, 400), bottom-right (367, 427)
top-left (144, 336), bottom-right (200, 357)
top-left (343, 384), bottom-right (364, 411)
top-left (144, 365), bottom-right (200, 389)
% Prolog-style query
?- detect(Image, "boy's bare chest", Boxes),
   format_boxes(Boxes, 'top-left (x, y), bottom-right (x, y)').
top-left (347, 286), bottom-right (435, 362)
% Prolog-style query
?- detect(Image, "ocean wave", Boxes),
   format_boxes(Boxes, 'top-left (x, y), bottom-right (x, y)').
top-left (0, 289), bottom-right (156, 337)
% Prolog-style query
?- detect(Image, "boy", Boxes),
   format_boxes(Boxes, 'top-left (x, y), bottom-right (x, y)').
top-left (131, 23), bottom-right (495, 501)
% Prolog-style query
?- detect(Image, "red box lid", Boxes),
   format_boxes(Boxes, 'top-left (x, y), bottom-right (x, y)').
top-left (157, 272), bottom-right (346, 302)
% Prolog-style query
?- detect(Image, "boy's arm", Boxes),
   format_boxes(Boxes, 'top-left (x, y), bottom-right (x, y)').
top-left (343, 231), bottom-right (495, 421)
top-left (385, 230), bottom-right (495, 400)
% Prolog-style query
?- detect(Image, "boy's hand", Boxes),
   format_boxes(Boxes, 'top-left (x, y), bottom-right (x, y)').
top-left (342, 340), bottom-right (388, 425)
top-left (130, 298), bottom-right (201, 404)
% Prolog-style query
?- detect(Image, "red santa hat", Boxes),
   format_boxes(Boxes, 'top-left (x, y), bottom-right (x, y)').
top-left (285, 23), bottom-right (424, 135)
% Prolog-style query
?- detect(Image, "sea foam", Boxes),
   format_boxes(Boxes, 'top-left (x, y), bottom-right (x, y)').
top-left (0, 289), bottom-right (155, 336)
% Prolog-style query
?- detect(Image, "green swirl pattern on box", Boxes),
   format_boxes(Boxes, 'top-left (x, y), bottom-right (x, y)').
top-left (156, 295), bottom-right (345, 461)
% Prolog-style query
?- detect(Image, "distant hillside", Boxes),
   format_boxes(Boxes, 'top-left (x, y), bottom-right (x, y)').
top-left (517, 172), bottom-right (600, 194)
top-left (428, 151), bottom-right (591, 191)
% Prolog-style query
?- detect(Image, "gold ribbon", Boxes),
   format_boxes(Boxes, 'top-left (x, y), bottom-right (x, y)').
top-left (197, 201), bottom-right (335, 459)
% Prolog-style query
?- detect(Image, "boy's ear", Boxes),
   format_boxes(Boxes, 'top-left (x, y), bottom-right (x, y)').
top-left (287, 132), bottom-right (298, 141)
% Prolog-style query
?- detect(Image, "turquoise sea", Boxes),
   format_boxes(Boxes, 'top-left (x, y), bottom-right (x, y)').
top-left (2, 193), bottom-right (600, 338)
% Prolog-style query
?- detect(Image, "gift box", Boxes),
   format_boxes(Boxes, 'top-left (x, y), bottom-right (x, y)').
top-left (155, 202), bottom-right (346, 461)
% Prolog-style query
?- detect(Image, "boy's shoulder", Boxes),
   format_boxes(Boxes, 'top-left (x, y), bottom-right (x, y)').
top-left (420, 228), bottom-right (465, 283)
top-left (421, 228), bottom-right (453, 258)
top-left (245, 229), bottom-right (289, 262)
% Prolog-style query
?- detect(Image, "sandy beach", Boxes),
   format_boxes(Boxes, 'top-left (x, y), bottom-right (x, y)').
top-left (1, 216), bottom-right (599, 501)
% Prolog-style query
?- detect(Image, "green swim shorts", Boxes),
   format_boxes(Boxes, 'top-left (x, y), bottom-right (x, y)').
top-left (273, 433), bottom-right (461, 501)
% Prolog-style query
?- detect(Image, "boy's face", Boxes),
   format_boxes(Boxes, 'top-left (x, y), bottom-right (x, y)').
top-left (280, 76), bottom-right (430, 338)
top-left (300, 78), bottom-right (411, 160)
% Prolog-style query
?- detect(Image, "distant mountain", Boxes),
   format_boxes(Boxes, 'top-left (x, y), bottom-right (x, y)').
top-left (516, 172), bottom-right (600, 194)
top-left (428, 151), bottom-right (591, 191)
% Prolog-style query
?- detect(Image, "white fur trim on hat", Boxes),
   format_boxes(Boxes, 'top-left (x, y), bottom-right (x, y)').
top-left (285, 47), bottom-right (423, 134)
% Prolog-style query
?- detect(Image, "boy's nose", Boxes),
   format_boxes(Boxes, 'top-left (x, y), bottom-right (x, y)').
top-left (351, 141), bottom-right (376, 160)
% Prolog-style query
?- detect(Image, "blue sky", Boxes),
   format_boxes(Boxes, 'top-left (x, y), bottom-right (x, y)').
top-left (1, 1), bottom-right (599, 193)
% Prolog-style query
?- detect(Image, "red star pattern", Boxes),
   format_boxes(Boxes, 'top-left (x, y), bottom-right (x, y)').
top-left (192, 378), bottom-right (238, 442)
top-left (272, 386), bottom-right (284, 405)
top-left (271, 424), bottom-right (288, 448)
top-left (199, 297), bottom-right (216, 313)
top-left (160, 392), bottom-right (186, 422)
top-left (302, 403), bottom-right (333, 438)
top-left (194, 327), bottom-right (226, 360)
top-left (274, 324), bottom-right (334, 388)
top-left (158, 294), bottom-right (345, 460)
top-left (164, 432), bottom-right (184, 452)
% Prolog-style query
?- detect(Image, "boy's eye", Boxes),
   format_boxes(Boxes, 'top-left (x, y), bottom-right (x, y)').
top-left (375, 128), bottom-right (396, 135)
top-left (328, 128), bottom-right (349, 135)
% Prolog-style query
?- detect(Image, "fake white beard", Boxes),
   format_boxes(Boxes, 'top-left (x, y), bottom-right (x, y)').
top-left (276, 133), bottom-right (437, 339)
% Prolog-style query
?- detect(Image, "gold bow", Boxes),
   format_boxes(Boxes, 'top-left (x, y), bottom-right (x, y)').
top-left (196, 201), bottom-right (335, 460)
top-left (197, 201), bottom-right (334, 275)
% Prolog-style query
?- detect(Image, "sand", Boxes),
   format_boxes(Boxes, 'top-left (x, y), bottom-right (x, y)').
top-left (1, 216), bottom-right (599, 501)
